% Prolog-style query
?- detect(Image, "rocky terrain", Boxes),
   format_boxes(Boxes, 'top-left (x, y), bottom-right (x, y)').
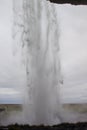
top-left (1, 123), bottom-right (87, 130)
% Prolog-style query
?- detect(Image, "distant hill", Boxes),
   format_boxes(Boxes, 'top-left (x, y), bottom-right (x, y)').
top-left (63, 104), bottom-right (87, 113)
top-left (0, 104), bottom-right (22, 113)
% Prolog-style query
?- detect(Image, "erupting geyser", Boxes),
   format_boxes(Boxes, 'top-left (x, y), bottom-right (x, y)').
top-left (13, 0), bottom-right (62, 125)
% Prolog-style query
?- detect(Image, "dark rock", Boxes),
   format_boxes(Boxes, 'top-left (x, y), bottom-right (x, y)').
top-left (48, 0), bottom-right (87, 5)
top-left (0, 108), bottom-right (5, 112)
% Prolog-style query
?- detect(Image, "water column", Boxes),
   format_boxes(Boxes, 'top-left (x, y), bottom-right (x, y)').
top-left (13, 0), bottom-right (61, 125)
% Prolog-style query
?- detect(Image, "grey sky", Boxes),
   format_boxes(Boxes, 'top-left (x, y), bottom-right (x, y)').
top-left (0, 1), bottom-right (87, 103)
top-left (56, 4), bottom-right (87, 103)
top-left (0, 0), bottom-right (25, 103)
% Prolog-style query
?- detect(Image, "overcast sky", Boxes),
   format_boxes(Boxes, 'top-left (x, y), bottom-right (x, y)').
top-left (0, 0), bottom-right (25, 104)
top-left (0, 0), bottom-right (87, 103)
top-left (55, 4), bottom-right (87, 103)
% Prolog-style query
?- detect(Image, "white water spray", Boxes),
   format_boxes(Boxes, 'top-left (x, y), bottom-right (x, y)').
top-left (13, 0), bottom-right (62, 125)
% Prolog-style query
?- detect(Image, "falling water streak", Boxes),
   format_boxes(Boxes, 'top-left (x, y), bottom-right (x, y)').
top-left (13, 0), bottom-right (63, 125)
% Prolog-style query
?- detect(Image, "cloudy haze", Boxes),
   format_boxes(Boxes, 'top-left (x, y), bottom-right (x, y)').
top-left (0, 1), bottom-right (87, 103)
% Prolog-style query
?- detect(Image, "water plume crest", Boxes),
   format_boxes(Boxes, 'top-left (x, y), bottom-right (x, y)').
top-left (13, 0), bottom-right (62, 125)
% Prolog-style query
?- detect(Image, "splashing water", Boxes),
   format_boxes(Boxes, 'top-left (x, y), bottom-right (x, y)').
top-left (13, 0), bottom-right (62, 125)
